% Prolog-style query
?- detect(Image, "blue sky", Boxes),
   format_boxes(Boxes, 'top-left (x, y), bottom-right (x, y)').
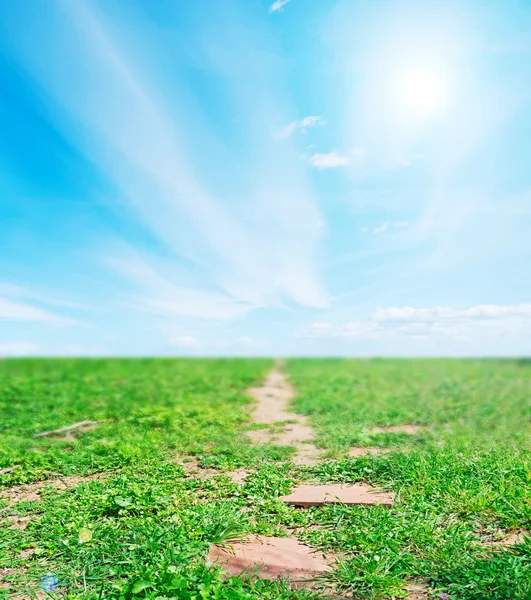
top-left (1, 0), bottom-right (530, 357)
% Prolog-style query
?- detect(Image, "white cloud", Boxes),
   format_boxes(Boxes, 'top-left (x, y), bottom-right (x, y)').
top-left (0, 280), bottom-right (92, 312)
top-left (269, 0), bottom-right (291, 14)
top-left (106, 253), bottom-right (252, 320)
top-left (372, 304), bottom-right (531, 323)
top-left (9, 0), bottom-right (329, 315)
top-left (373, 222), bottom-right (388, 235)
top-left (300, 116), bottom-right (322, 128)
top-left (0, 342), bottom-right (39, 357)
top-left (275, 115), bottom-right (326, 138)
top-left (169, 335), bottom-right (201, 348)
top-left (307, 148), bottom-right (365, 169)
top-left (308, 152), bottom-right (351, 169)
top-left (0, 296), bottom-right (76, 326)
top-left (300, 304), bottom-right (531, 344)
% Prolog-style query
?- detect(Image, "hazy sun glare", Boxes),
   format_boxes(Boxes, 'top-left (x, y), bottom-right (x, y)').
top-left (392, 66), bottom-right (450, 118)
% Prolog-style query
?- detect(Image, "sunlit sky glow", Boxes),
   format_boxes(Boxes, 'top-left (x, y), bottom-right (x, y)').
top-left (392, 66), bottom-right (450, 118)
top-left (0, 0), bottom-right (530, 356)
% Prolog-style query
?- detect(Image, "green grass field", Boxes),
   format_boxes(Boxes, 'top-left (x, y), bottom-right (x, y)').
top-left (1, 359), bottom-right (530, 599)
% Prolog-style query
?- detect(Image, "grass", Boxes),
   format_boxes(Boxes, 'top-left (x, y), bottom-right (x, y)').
top-left (287, 359), bottom-right (531, 599)
top-left (1, 358), bottom-right (530, 599)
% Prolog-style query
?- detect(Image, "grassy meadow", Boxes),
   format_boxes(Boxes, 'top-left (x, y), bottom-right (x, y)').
top-left (1, 359), bottom-right (530, 599)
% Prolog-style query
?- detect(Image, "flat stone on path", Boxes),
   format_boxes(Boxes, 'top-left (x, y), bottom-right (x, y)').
top-left (208, 536), bottom-right (329, 586)
top-left (280, 484), bottom-right (394, 507)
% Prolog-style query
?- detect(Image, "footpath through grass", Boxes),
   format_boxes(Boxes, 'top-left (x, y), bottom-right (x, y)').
top-left (287, 359), bottom-right (531, 599)
top-left (1, 358), bottom-right (530, 599)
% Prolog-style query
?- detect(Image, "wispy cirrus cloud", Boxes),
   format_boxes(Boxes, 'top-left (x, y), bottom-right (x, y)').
top-left (4, 0), bottom-right (329, 318)
top-left (0, 296), bottom-right (77, 326)
top-left (0, 280), bottom-right (87, 326)
top-left (105, 252), bottom-right (253, 320)
top-left (269, 0), bottom-right (291, 14)
top-left (0, 282), bottom-right (93, 311)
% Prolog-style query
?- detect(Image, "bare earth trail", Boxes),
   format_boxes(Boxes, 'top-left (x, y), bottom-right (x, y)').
top-left (246, 361), bottom-right (321, 466)
top-left (208, 361), bottom-right (395, 593)
top-left (208, 361), bottom-right (416, 595)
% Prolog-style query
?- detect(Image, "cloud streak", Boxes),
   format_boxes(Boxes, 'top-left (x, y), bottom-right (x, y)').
top-left (4, 0), bottom-right (329, 318)
top-left (106, 253), bottom-right (252, 320)
top-left (0, 296), bottom-right (75, 325)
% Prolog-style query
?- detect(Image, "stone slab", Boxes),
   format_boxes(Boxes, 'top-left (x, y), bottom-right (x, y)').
top-left (280, 484), bottom-right (393, 507)
top-left (208, 536), bottom-right (329, 585)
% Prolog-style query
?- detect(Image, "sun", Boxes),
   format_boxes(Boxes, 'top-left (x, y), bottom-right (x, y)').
top-left (392, 65), bottom-right (449, 118)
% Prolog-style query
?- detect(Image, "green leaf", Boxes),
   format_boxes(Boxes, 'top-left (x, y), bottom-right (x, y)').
top-left (78, 527), bottom-right (92, 543)
top-left (131, 580), bottom-right (154, 594)
top-left (114, 496), bottom-right (132, 507)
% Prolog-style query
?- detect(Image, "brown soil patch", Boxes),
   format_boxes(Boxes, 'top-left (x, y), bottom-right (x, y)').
top-left (348, 447), bottom-right (389, 457)
top-left (225, 469), bottom-right (252, 484)
top-left (208, 535), bottom-right (330, 587)
top-left (280, 484), bottom-right (394, 508)
top-left (405, 582), bottom-right (430, 599)
top-left (180, 458), bottom-right (221, 479)
top-left (179, 458), bottom-right (253, 484)
top-left (501, 531), bottom-right (529, 545)
top-left (20, 547), bottom-right (37, 559)
top-left (5, 515), bottom-right (32, 530)
top-left (247, 363), bottom-right (320, 466)
top-left (0, 473), bottom-right (106, 508)
top-left (1, 584), bottom-right (50, 600)
top-left (371, 424), bottom-right (425, 434)
top-left (485, 529), bottom-right (530, 548)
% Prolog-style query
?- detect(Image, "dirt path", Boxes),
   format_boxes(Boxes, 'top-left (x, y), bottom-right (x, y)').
top-left (247, 361), bottom-right (320, 466)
